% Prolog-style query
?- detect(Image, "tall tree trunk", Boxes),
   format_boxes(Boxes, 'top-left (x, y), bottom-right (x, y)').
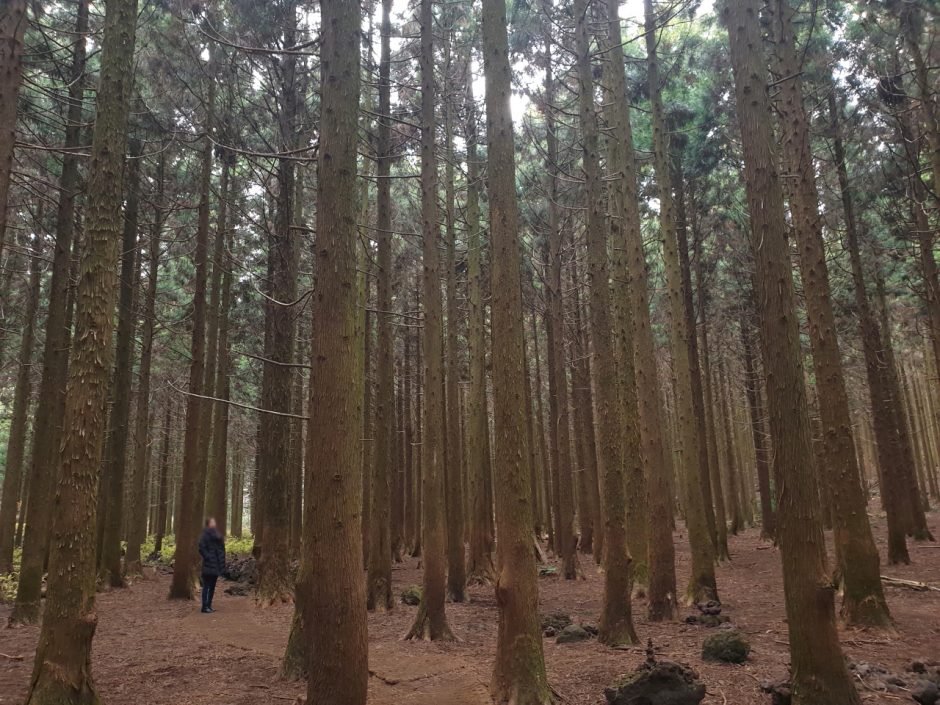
top-left (465, 55), bottom-right (495, 583)
top-left (10, 0), bottom-right (89, 624)
top-left (206, 159), bottom-right (233, 537)
top-left (125, 162), bottom-right (164, 576)
top-left (828, 91), bottom-right (916, 565)
top-left (367, 0), bottom-right (395, 611)
top-left (169, 55), bottom-right (215, 600)
top-left (257, 8), bottom-right (299, 604)
top-left (293, 0), bottom-right (368, 697)
top-left (673, 165), bottom-right (719, 552)
top-left (154, 402), bottom-right (172, 555)
top-left (0, 0), bottom-right (26, 268)
top-left (768, 0), bottom-right (891, 627)
top-left (98, 136), bottom-right (142, 588)
top-left (480, 0), bottom-right (553, 696)
top-left (644, 0), bottom-right (717, 604)
top-left (407, 0), bottom-right (453, 641)
top-left (722, 0), bottom-right (861, 700)
top-left (740, 323), bottom-right (775, 539)
top-left (0, 239), bottom-right (41, 573)
top-left (443, 22), bottom-right (466, 602)
top-left (23, 0), bottom-right (139, 697)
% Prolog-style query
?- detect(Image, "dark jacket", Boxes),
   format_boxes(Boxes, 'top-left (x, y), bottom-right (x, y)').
top-left (198, 527), bottom-right (226, 577)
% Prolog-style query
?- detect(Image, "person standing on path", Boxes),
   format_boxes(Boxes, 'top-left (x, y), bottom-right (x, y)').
top-left (198, 517), bottom-right (225, 613)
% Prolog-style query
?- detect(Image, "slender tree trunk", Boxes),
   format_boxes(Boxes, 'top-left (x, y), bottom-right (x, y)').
top-left (0, 0), bottom-right (26, 268)
top-left (465, 56), bottom-right (495, 583)
top-left (673, 166), bottom-right (719, 552)
top-left (443, 22), bottom-right (466, 601)
top-left (169, 58), bottom-right (215, 600)
top-left (741, 323), bottom-right (775, 539)
top-left (10, 0), bottom-right (89, 625)
top-left (768, 0), bottom-right (891, 627)
top-left (722, 1), bottom-right (861, 700)
top-left (154, 403), bottom-right (172, 555)
top-left (125, 165), bottom-right (164, 576)
top-left (644, 0), bottom-right (717, 604)
top-left (0, 239), bottom-right (41, 573)
top-left (256, 9), bottom-right (299, 604)
top-left (367, 0), bottom-right (395, 611)
top-left (98, 136), bottom-right (142, 588)
top-left (407, 0), bottom-right (453, 640)
top-left (480, 0), bottom-right (553, 696)
top-left (23, 0), bottom-right (139, 698)
top-left (206, 159), bottom-right (232, 537)
top-left (828, 92), bottom-right (916, 565)
top-left (292, 0), bottom-right (368, 697)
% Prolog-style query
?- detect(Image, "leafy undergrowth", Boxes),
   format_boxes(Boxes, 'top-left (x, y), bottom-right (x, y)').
top-left (0, 547), bottom-right (22, 602)
top-left (137, 534), bottom-right (255, 566)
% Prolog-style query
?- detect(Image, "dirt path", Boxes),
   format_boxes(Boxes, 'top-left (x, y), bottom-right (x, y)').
top-left (2, 514), bottom-right (938, 705)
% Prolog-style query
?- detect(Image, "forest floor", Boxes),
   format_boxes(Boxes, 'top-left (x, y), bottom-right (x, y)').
top-left (1, 513), bottom-right (938, 705)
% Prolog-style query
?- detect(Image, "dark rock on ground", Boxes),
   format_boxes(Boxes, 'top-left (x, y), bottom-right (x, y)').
top-left (540, 611), bottom-right (572, 634)
top-left (605, 641), bottom-right (705, 705)
top-left (912, 680), bottom-right (940, 705)
top-left (556, 624), bottom-right (590, 644)
top-left (701, 630), bottom-right (750, 664)
top-left (759, 680), bottom-right (791, 705)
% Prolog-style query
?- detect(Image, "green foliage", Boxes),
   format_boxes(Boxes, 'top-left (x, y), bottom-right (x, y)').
top-left (0, 547), bottom-right (22, 603)
top-left (133, 534), bottom-right (254, 565)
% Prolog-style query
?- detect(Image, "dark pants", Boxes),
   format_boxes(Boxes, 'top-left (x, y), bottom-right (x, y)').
top-left (201, 574), bottom-right (218, 610)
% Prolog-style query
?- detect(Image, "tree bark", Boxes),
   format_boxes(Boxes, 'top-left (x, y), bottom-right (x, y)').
top-left (292, 0), bottom-right (368, 697)
top-left (406, 0), bottom-right (454, 641)
top-left (0, 238), bottom-right (41, 573)
top-left (768, 0), bottom-right (891, 627)
top-left (23, 0), bottom-right (139, 698)
top-left (722, 0), bottom-right (861, 699)
top-left (169, 55), bottom-right (215, 600)
top-left (98, 136), bottom-right (142, 588)
top-left (125, 161), bottom-right (164, 576)
top-left (367, 0), bottom-right (395, 612)
top-left (644, 0), bottom-right (717, 604)
top-left (10, 0), bottom-right (89, 624)
top-left (480, 0), bottom-right (553, 696)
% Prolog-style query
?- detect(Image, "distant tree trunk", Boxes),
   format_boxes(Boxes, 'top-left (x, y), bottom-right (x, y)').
top-left (0, 0), bottom-right (27, 268)
top-left (768, 0), bottom-right (891, 627)
top-left (0, 239), bottom-right (41, 573)
top-left (568, 270), bottom-right (600, 559)
top-left (23, 0), bottom-right (139, 698)
top-left (207, 160), bottom-right (233, 537)
top-left (154, 403), bottom-right (172, 555)
top-left (256, 9), bottom-right (299, 604)
top-left (169, 59), bottom-right (215, 601)
top-left (403, 314), bottom-right (417, 553)
top-left (480, 0), bottom-right (553, 696)
top-left (645, 0), bottom-right (717, 604)
top-left (828, 92), bottom-right (916, 565)
top-left (367, 0), bottom-right (395, 612)
top-left (740, 324), bottom-right (775, 539)
top-left (407, 0), bottom-right (454, 641)
top-left (125, 165), bottom-right (164, 576)
top-left (602, 0), bottom-right (660, 595)
top-left (530, 311), bottom-right (553, 545)
top-left (717, 356), bottom-right (744, 535)
top-left (98, 136), bottom-right (142, 588)
top-left (443, 22), bottom-right (466, 602)
top-left (693, 234), bottom-right (730, 559)
top-left (465, 56), bottom-right (495, 583)
top-left (10, 0), bottom-right (88, 624)
top-left (722, 0), bottom-right (862, 700)
top-left (673, 164), bottom-right (719, 552)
